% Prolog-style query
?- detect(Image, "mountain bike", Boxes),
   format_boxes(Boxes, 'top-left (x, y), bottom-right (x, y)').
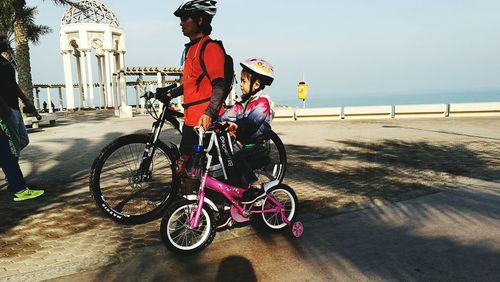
top-left (160, 125), bottom-right (303, 255)
top-left (89, 85), bottom-right (287, 225)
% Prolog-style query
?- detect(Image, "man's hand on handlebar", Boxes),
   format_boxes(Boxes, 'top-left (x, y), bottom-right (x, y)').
top-left (156, 83), bottom-right (178, 102)
top-left (141, 83), bottom-right (179, 102)
top-left (198, 114), bottom-right (212, 130)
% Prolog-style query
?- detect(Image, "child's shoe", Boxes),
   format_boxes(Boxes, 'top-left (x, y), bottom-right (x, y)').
top-left (13, 187), bottom-right (45, 202)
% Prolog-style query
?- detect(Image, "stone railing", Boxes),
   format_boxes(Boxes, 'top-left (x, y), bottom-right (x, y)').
top-left (274, 102), bottom-right (500, 121)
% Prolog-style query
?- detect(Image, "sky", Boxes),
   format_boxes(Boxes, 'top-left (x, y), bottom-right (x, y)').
top-left (27, 0), bottom-right (500, 107)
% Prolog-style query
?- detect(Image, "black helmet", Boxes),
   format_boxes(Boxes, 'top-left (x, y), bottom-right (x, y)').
top-left (174, 0), bottom-right (217, 17)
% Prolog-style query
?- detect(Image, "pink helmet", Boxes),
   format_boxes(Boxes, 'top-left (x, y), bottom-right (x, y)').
top-left (240, 58), bottom-right (275, 86)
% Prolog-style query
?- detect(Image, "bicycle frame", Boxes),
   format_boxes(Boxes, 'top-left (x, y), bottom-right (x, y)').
top-left (187, 128), bottom-right (290, 229)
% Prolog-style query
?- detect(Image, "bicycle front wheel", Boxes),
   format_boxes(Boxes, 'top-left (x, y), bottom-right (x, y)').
top-left (160, 199), bottom-right (217, 255)
top-left (90, 134), bottom-right (180, 224)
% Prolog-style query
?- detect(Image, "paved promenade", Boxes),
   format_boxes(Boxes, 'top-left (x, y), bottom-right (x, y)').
top-left (0, 111), bottom-right (499, 281)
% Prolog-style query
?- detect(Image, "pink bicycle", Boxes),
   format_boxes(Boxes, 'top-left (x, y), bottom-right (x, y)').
top-left (160, 125), bottom-right (303, 254)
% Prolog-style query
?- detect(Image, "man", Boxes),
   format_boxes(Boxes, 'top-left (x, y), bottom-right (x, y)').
top-left (0, 32), bottom-right (44, 201)
top-left (1, 96), bottom-right (44, 201)
top-left (0, 32), bottom-right (36, 155)
top-left (167, 0), bottom-right (226, 172)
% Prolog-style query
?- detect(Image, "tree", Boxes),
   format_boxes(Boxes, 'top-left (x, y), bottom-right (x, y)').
top-left (4, 0), bottom-right (75, 102)
top-left (0, 4), bottom-right (52, 64)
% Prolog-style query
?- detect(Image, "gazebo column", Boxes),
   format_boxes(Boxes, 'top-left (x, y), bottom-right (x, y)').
top-left (156, 72), bottom-right (163, 87)
top-left (62, 51), bottom-right (75, 110)
top-left (104, 50), bottom-right (113, 107)
top-left (156, 72), bottom-right (163, 108)
top-left (34, 87), bottom-right (40, 110)
top-left (96, 55), bottom-right (105, 108)
top-left (58, 87), bottom-right (64, 111)
top-left (84, 50), bottom-right (95, 108)
top-left (135, 75), bottom-right (145, 113)
top-left (78, 49), bottom-right (89, 108)
top-left (112, 73), bottom-right (118, 116)
top-left (119, 70), bottom-right (133, 118)
top-left (118, 51), bottom-right (125, 69)
top-left (46, 87), bottom-right (53, 113)
top-left (75, 53), bottom-right (84, 109)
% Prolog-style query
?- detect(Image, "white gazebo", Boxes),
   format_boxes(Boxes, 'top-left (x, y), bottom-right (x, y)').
top-left (59, 0), bottom-right (125, 111)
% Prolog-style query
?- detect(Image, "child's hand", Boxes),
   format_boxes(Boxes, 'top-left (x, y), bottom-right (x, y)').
top-left (225, 122), bottom-right (238, 139)
top-left (227, 122), bottom-right (238, 132)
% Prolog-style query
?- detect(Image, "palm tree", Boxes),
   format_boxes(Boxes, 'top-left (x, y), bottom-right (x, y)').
top-left (0, 4), bottom-right (52, 65)
top-left (6, 0), bottom-right (75, 102)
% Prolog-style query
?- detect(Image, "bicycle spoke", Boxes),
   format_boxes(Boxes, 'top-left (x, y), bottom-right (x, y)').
top-left (97, 140), bottom-right (174, 217)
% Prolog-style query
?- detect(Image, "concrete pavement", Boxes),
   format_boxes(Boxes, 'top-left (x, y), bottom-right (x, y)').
top-left (0, 111), bottom-right (499, 281)
top-left (49, 180), bottom-right (500, 281)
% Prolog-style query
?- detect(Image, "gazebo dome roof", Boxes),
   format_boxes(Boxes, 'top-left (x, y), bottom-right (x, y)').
top-left (61, 0), bottom-right (119, 27)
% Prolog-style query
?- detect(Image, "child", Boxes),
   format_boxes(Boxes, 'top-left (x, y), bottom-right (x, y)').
top-left (218, 58), bottom-right (275, 203)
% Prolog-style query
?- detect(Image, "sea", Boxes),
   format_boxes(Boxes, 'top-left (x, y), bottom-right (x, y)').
top-left (273, 89), bottom-right (500, 108)
top-left (43, 87), bottom-right (500, 110)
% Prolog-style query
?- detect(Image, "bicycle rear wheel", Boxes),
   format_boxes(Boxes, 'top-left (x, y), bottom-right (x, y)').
top-left (254, 130), bottom-right (287, 183)
top-left (259, 184), bottom-right (298, 230)
top-left (90, 134), bottom-right (180, 224)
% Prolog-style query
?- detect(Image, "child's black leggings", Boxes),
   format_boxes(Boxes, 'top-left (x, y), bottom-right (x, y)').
top-left (230, 144), bottom-right (269, 187)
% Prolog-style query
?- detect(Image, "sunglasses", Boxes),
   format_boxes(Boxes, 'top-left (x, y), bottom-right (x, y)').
top-left (180, 15), bottom-right (191, 22)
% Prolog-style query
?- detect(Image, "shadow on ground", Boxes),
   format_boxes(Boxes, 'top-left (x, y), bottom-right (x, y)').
top-left (0, 126), bottom-right (180, 258)
top-left (1, 120), bottom-right (499, 280)
top-left (283, 139), bottom-right (499, 214)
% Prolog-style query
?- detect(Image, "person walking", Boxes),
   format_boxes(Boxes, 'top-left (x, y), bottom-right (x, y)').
top-left (0, 96), bottom-right (44, 201)
top-left (0, 32), bottom-right (36, 155)
top-left (0, 32), bottom-right (44, 201)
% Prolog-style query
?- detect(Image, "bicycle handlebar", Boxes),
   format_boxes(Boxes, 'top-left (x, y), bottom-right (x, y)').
top-left (194, 122), bottom-right (230, 137)
top-left (141, 83), bottom-right (178, 101)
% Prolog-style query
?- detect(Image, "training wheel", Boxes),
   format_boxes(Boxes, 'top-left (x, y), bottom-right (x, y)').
top-left (290, 220), bottom-right (304, 238)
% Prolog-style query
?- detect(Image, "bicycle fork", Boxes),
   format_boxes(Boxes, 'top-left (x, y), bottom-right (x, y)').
top-left (137, 120), bottom-right (164, 181)
top-left (188, 171), bottom-right (208, 229)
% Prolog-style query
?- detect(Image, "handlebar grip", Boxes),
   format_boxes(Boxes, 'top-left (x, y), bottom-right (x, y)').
top-left (212, 122), bottom-right (229, 131)
top-left (34, 112), bottom-right (42, 121)
top-left (155, 83), bottom-right (178, 99)
top-left (141, 91), bottom-right (154, 99)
